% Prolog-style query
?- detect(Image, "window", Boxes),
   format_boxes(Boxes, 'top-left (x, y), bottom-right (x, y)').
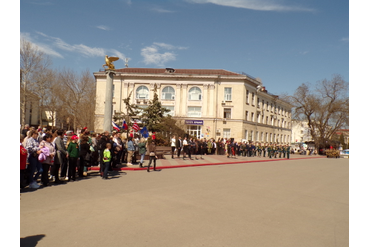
top-left (136, 86), bottom-right (149, 99)
top-left (187, 125), bottom-right (202, 139)
top-left (188, 87), bottom-right (202, 101)
top-left (162, 86), bottom-right (175, 100)
top-left (224, 108), bottom-right (231, 119)
top-left (246, 90), bottom-right (249, 104)
top-left (265, 133), bottom-right (268, 142)
top-left (245, 111), bottom-right (249, 121)
top-left (257, 97), bottom-right (260, 108)
top-left (266, 116), bottom-right (269, 125)
top-left (257, 113), bottom-right (261, 123)
top-left (223, 128), bottom-right (231, 139)
top-left (163, 106), bottom-right (174, 116)
top-left (245, 130), bottom-right (248, 140)
top-left (187, 106), bottom-right (202, 117)
top-left (256, 131), bottom-right (259, 141)
top-left (251, 112), bottom-right (254, 122)
top-left (224, 87), bottom-right (232, 101)
top-left (252, 93), bottom-right (255, 106)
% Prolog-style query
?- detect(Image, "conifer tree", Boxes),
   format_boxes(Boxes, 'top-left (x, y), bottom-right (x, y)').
top-left (142, 84), bottom-right (170, 132)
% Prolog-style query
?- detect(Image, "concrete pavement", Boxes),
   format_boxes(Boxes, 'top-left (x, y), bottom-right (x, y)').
top-left (20, 155), bottom-right (348, 247)
top-left (94, 153), bottom-right (325, 171)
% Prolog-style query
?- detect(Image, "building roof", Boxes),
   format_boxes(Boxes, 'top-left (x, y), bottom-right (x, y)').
top-left (114, 68), bottom-right (244, 76)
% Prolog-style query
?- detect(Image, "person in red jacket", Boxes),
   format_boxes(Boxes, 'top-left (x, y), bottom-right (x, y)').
top-left (20, 134), bottom-right (28, 188)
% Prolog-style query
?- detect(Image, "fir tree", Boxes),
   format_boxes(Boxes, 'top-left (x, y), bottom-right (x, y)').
top-left (142, 84), bottom-right (170, 132)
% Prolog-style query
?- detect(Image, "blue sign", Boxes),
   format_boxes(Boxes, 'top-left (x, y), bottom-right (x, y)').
top-left (185, 120), bottom-right (203, 125)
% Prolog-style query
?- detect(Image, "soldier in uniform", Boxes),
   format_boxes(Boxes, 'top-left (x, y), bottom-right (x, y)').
top-left (274, 145), bottom-right (278, 158)
top-left (268, 144), bottom-right (272, 158)
top-left (262, 143), bottom-right (267, 157)
top-left (279, 145), bottom-right (282, 158)
top-left (257, 143), bottom-right (262, 157)
top-left (286, 145), bottom-right (290, 159)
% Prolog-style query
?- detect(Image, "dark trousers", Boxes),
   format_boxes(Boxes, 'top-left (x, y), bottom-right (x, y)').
top-left (78, 157), bottom-right (85, 177)
top-left (41, 163), bottom-right (51, 186)
top-left (51, 163), bottom-right (61, 182)
top-left (69, 157), bottom-right (78, 180)
top-left (147, 156), bottom-right (157, 171)
top-left (60, 159), bottom-right (68, 178)
top-left (20, 169), bottom-right (27, 188)
top-left (171, 147), bottom-right (176, 158)
top-left (27, 155), bottom-right (42, 184)
top-left (103, 161), bottom-right (110, 178)
top-left (177, 147), bottom-right (181, 158)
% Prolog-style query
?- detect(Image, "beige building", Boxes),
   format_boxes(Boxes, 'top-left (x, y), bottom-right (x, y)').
top-left (93, 68), bottom-right (293, 143)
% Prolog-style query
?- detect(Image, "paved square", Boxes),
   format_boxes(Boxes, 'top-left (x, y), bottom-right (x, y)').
top-left (20, 157), bottom-right (348, 247)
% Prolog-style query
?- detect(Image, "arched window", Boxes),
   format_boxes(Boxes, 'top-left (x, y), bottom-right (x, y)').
top-left (161, 86), bottom-right (175, 100)
top-left (136, 86), bottom-right (149, 99)
top-left (188, 87), bottom-right (202, 101)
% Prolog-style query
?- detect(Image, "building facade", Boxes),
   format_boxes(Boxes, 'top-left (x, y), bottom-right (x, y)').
top-left (93, 68), bottom-right (293, 143)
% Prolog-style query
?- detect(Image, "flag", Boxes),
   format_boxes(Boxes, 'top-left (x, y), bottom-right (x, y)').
top-left (122, 120), bottom-right (128, 130)
top-left (140, 126), bottom-right (149, 138)
top-left (132, 121), bottom-right (140, 132)
top-left (112, 121), bottom-right (120, 131)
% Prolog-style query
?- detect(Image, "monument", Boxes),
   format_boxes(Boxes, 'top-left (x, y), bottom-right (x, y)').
top-left (102, 55), bottom-right (119, 132)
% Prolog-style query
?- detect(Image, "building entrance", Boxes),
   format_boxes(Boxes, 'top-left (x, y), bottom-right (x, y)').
top-left (187, 125), bottom-right (202, 139)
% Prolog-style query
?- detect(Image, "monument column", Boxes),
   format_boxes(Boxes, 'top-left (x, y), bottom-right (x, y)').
top-left (103, 70), bottom-right (116, 132)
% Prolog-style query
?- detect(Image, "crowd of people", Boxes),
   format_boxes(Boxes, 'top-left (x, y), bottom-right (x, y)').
top-left (20, 125), bottom-right (163, 189)
top-left (20, 124), bottom-right (292, 189)
top-left (169, 136), bottom-right (291, 160)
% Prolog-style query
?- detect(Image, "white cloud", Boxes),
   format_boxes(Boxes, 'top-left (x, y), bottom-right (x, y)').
top-left (341, 37), bottom-right (349, 42)
top-left (141, 43), bottom-right (187, 66)
top-left (21, 32), bottom-right (64, 58)
top-left (96, 25), bottom-right (110, 31)
top-left (21, 32), bottom-right (127, 62)
top-left (33, 32), bottom-right (125, 59)
top-left (187, 0), bottom-right (315, 12)
top-left (151, 7), bottom-right (175, 13)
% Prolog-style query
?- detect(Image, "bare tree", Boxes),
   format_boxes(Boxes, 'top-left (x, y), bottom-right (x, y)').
top-left (20, 38), bottom-right (51, 128)
top-left (54, 69), bottom-right (96, 131)
top-left (289, 74), bottom-right (349, 149)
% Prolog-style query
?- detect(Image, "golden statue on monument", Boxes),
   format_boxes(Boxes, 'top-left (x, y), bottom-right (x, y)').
top-left (103, 55), bottom-right (119, 70)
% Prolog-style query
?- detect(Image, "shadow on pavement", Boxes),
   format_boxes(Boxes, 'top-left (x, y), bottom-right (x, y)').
top-left (20, 234), bottom-right (45, 247)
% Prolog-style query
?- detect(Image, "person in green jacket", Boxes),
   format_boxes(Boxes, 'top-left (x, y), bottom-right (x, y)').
top-left (102, 143), bottom-right (112, 179)
top-left (138, 138), bottom-right (147, 168)
top-left (67, 135), bottom-right (79, 181)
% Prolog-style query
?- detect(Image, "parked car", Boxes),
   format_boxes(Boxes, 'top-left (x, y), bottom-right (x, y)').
top-left (340, 149), bottom-right (349, 158)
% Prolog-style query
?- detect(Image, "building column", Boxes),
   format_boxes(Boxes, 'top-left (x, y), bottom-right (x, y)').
top-left (181, 84), bottom-right (188, 117)
top-left (175, 84), bottom-right (181, 116)
top-left (209, 84), bottom-right (215, 117)
top-left (202, 84), bottom-right (208, 117)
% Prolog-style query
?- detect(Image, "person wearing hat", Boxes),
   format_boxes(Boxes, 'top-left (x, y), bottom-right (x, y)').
top-left (66, 135), bottom-right (79, 181)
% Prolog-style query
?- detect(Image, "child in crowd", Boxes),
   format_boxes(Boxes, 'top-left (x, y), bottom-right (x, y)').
top-left (102, 143), bottom-right (112, 179)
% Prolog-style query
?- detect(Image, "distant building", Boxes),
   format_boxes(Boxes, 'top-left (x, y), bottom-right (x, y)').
top-left (93, 68), bottom-right (293, 143)
top-left (291, 120), bottom-right (313, 143)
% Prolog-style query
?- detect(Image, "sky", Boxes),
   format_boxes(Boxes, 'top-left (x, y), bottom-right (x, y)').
top-left (19, 0), bottom-right (349, 96)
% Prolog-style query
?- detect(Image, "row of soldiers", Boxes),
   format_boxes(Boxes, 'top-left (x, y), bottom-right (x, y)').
top-left (231, 142), bottom-right (291, 159)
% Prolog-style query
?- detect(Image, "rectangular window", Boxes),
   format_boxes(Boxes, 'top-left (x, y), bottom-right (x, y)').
top-left (224, 87), bottom-right (232, 101)
top-left (245, 111), bottom-right (249, 121)
top-left (252, 93), bottom-right (255, 106)
top-left (163, 106), bottom-right (174, 116)
top-left (246, 90), bottom-right (249, 104)
top-left (224, 108), bottom-right (231, 119)
top-left (251, 112), bottom-right (254, 122)
top-left (187, 106), bottom-right (202, 117)
top-left (223, 128), bottom-right (231, 139)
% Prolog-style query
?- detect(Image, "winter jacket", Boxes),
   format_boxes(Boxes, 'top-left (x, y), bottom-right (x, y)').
top-left (39, 140), bottom-right (56, 165)
top-left (67, 142), bottom-right (79, 158)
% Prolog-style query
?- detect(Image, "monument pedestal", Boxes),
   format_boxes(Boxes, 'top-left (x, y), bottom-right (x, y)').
top-left (103, 70), bottom-right (116, 132)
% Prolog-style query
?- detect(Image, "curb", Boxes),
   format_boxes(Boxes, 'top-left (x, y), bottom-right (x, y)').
top-left (88, 156), bottom-right (325, 171)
